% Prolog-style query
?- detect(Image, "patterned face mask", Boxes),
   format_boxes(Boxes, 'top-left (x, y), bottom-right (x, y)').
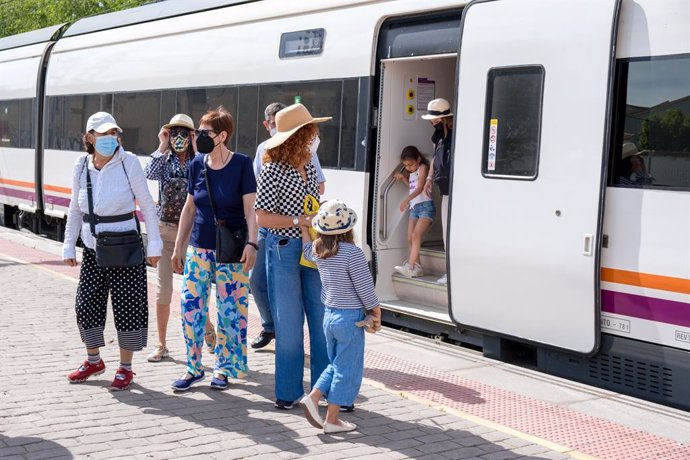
top-left (171, 133), bottom-right (189, 153)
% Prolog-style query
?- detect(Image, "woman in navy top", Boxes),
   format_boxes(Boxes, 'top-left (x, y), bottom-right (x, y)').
top-left (170, 107), bottom-right (258, 391)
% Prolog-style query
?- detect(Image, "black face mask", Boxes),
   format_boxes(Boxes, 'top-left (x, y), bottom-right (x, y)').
top-left (431, 122), bottom-right (445, 144)
top-left (196, 131), bottom-right (216, 154)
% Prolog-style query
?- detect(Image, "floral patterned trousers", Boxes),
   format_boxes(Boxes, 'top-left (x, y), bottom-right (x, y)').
top-left (180, 246), bottom-right (249, 378)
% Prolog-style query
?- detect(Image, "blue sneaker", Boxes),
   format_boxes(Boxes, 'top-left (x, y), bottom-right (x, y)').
top-left (171, 371), bottom-right (205, 391)
top-left (209, 373), bottom-right (228, 390)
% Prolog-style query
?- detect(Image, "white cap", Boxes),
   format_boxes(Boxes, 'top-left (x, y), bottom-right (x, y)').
top-left (86, 112), bottom-right (122, 133)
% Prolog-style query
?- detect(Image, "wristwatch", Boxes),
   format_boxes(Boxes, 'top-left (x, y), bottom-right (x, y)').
top-left (292, 216), bottom-right (300, 227)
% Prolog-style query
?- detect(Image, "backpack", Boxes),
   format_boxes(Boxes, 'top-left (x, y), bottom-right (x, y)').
top-left (159, 155), bottom-right (188, 222)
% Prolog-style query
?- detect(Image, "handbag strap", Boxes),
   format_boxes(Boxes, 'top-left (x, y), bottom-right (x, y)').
top-left (84, 157), bottom-right (140, 237)
top-left (202, 154), bottom-right (221, 225)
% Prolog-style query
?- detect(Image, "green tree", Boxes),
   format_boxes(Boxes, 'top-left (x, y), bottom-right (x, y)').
top-left (0, 0), bottom-right (155, 38)
top-left (639, 108), bottom-right (690, 152)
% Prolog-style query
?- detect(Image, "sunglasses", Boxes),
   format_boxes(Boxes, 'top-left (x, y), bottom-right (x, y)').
top-left (194, 129), bottom-right (217, 137)
top-left (169, 128), bottom-right (190, 137)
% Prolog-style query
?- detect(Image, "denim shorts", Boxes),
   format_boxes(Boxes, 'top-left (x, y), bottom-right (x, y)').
top-left (409, 200), bottom-right (436, 221)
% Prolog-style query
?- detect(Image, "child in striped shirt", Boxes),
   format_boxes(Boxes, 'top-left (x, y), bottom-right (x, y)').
top-left (299, 199), bottom-right (382, 434)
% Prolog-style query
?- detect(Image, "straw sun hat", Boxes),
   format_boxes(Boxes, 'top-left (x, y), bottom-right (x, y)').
top-left (162, 113), bottom-right (195, 130)
top-left (264, 103), bottom-right (332, 150)
top-left (421, 98), bottom-right (453, 120)
top-left (311, 199), bottom-right (358, 235)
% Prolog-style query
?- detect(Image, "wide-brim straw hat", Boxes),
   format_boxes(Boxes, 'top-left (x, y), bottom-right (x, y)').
top-left (621, 142), bottom-right (648, 159)
top-left (312, 199), bottom-right (358, 235)
top-left (421, 98), bottom-right (454, 120)
top-left (162, 113), bottom-right (194, 130)
top-left (264, 103), bottom-right (332, 150)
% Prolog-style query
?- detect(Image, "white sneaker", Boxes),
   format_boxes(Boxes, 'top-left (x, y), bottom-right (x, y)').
top-left (394, 262), bottom-right (414, 278)
top-left (411, 263), bottom-right (424, 277)
top-left (436, 274), bottom-right (447, 285)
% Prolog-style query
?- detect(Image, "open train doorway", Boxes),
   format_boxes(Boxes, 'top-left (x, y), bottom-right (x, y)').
top-left (372, 10), bottom-right (460, 327)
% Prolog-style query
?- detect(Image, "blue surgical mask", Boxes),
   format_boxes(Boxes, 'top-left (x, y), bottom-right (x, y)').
top-left (269, 127), bottom-right (277, 137)
top-left (95, 135), bottom-right (119, 156)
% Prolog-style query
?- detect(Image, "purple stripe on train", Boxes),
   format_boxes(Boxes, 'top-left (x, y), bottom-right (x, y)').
top-left (1, 189), bottom-right (146, 221)
top-left (601, 290), bottom-right (690, 328)
top-left (0, 186), bottom-right (35, 202)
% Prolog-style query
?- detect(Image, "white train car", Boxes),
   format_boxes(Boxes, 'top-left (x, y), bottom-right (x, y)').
top-left (0, 0), bottom-right (687, 410)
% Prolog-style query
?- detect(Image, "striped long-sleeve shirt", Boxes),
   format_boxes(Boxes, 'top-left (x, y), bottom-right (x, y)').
top-left (303, 242), bottom-right (379, 310)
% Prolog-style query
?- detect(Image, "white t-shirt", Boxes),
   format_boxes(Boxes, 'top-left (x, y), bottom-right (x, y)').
top-left (409, 169), bottom-right (432, 208)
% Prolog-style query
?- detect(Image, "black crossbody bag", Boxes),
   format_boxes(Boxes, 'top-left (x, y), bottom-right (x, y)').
top-left (84, 158), bottom-right (145, 268)
top-left (203, 154), bottom-right (247, 263)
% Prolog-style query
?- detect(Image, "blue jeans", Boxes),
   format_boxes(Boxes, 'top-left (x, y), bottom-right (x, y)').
top-left (249, 227), bottom-right (273, 333)
top-left (266, 233), bottom-right (328, 402)
top-left (315, 307), bottom-right (366, 406)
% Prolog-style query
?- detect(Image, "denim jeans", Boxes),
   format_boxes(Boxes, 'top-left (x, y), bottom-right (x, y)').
top-left (314, 307), bottom-right (366, 406)
top-left (265, 232), bottom-right (328, 403)
top-left (249, 227), bottom-right (273, 333)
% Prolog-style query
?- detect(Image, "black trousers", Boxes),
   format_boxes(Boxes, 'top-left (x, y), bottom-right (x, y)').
top-left (75, 248), bottom-right (148, 351)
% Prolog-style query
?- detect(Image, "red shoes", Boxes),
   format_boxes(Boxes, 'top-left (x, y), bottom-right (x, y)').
top-left (67, 360), bottom-right (134, 390)
top-left (67, 360), bottom-right (106, 383)
top-left (110, 368), bottom-right (135, 391)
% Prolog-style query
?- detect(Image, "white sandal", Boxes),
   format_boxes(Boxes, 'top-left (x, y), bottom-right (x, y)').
top-left (147, 345), bottom-right (169, 362)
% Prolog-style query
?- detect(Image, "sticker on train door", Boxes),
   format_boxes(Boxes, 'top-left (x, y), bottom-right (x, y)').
top-left (488, 119), bottom-right (498, 171)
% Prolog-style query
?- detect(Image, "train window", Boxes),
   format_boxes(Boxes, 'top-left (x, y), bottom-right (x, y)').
top-left (258, 80), bottom-right (343, 168)
top-left (63, 95), bottom-right (104, 152)
top-left (43, 78), bottom-right (361, 171)
top-left (482, 66), bottom-right (545, 179)
top-left (0, 99), bottom-right (34, 149)
top-left (46, 94), bottom-right (112, 151)
top-left (113, 92), bottom-right (161, 155)
top-left (44, 96), bottom-right (64, 150)
top-left (279, 29), bottom-right (325, 59)
top-left (236, 86), bottom-right (257, 157)
top-left (610, 55), bottom-right (690, 190)
top-left (176, 88), bottom-right (208, 127)
top-left (339, 79), bottom-right (358, 169)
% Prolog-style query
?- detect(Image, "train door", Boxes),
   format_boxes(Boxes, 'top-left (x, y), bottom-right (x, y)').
top-left (371, 11), bottom-right (462, 325)
top-left (448, 0), bottom-right (621, 354)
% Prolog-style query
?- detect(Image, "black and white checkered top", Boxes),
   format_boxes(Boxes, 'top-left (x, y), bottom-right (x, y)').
top-left (255, 161), bottom-right (320, 239)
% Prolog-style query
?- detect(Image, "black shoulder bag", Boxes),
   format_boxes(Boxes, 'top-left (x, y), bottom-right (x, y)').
top-left (203, 154), bottom-right (247, 263)
top-left (84, 159), bottom-right (145, 268)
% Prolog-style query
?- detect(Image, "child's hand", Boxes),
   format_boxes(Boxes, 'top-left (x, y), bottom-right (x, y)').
top-left (370, 307), bottom-right (382, 332)
top-left (356, 306), bottom-right (382, 333)
top-left (399, 198), bottom-right (409, 212)
top-left (393, 171), bottom-right (404, 181)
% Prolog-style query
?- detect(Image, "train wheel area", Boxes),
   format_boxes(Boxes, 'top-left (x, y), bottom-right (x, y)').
top-left (1, 226), bottom-right (689, 459)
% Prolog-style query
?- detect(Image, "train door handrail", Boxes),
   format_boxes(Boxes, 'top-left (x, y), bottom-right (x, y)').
top-left (379, 163), bottom-right (405, 240)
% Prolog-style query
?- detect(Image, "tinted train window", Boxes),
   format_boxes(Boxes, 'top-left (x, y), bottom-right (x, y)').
top-left (114, 92), bottom-right (161, 155)
top-left (236, 86), bottom-right (257, 156)
top-left (258, 80), bottom-right (342, 168)
top-left (0, 98), bottom-right (35, 149)
top-left (45, 95), bottom-right (111, 151)
top-left (611, 55), bottom-right (690, 190)
top-left (43, 78), bottom-right (361, 170)
top-left (482, 66), bottom-right (545, 179)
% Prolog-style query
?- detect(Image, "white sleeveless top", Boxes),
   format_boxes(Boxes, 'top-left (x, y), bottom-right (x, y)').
top-left (409, 169), bottom-right (433, 208)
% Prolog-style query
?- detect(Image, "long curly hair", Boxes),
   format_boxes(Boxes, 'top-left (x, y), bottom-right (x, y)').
top-left (265, 123), bottom-right (318, 168)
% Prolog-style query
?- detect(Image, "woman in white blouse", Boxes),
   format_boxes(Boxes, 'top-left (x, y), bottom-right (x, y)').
top-left (62, 112), bottom-right (162, 391)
